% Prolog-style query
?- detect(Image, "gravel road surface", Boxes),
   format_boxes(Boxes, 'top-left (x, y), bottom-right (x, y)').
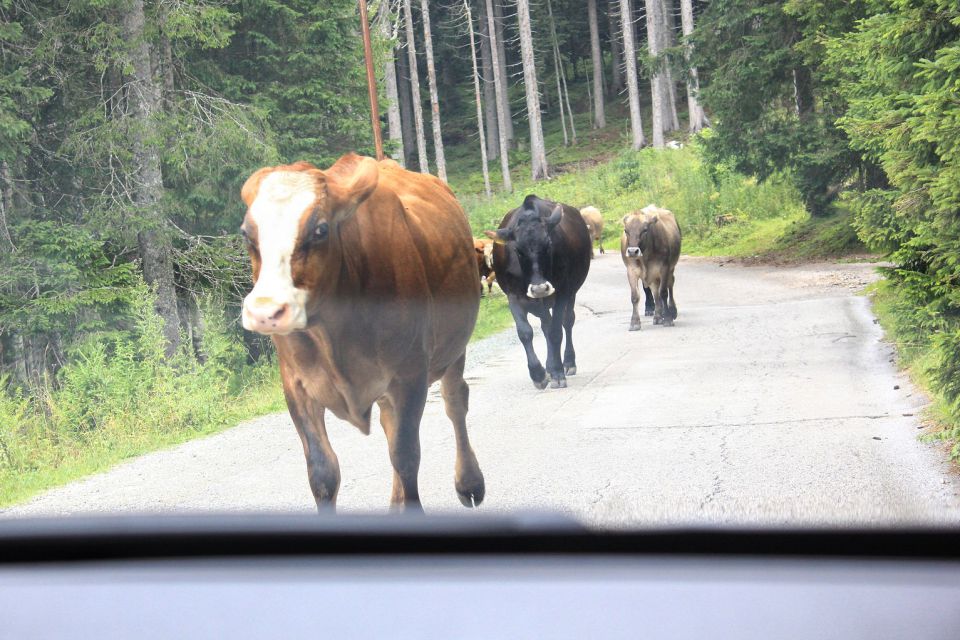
top-left (6, 257), bottom-right (960, 526)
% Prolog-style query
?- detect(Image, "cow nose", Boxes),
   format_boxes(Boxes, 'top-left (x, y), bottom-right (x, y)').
top-left (527, 282), bottom-right (555, 299)
top-left (626, 246), bottom-right (641, 258)
top-left (243, 297), bottom-right (292, 334)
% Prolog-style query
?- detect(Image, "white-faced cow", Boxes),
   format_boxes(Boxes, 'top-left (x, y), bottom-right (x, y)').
top-left (620, 204), bottom-right (681, 331)
top-left (486, 195), bottom-right (591, 389)
top-left (474, 238), bottom-right (496, 295)
top-left (240, 153), bottom-right (485, 512)
top-left (580, 206), bottom-right (604, 257)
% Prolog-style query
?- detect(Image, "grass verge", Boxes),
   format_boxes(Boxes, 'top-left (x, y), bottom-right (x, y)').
top-left (869, 280), bottom-right (960, 460)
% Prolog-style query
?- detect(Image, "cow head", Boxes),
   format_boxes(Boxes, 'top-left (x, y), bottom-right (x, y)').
top-left (482, 240), bottom-right (494, 270)
top-left (486, 198), bottom-right (563, 299)
top-left (239, 153), bottom-right (379, 335)
top-left (622, 207), bottom-right (660, 259)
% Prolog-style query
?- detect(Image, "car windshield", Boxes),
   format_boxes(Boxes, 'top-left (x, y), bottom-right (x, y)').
top-left (1, 0), bottom-right (959, 529)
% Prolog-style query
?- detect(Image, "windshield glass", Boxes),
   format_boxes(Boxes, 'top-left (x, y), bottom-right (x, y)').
top-left (1, 0), bottom-right (959, 528)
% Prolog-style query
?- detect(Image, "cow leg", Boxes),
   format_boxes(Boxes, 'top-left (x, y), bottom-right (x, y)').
top-left (562, 299), bottom-right (577, 375)
top-left (508, 296), bottom-right (548, 389)
top-left (380, 374), bottom-right (428, 512)
top-left (650, 275), bottom-right (665, 325)
top-left (440, 355), bottom-right (485, 508)
top-left (283, 378), bottom-right (340, 512)
top-left (643, 285), bottom-right (655, 316)
top-left (627, 266), bottom-right (643, 331)
top-left (664, 271), bottom-right (678, 326)
top-left (544, 296), bottom-right (568, 389)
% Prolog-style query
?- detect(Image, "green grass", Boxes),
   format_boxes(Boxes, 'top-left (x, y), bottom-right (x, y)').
top-left (869, 280), bottom-right (960, 460)
top-left (472, 290), bottom-right (513, 342)
top-left (0, 293), bottom-right (288, 507)
top-left (0, 366), bottom-right (285, 508)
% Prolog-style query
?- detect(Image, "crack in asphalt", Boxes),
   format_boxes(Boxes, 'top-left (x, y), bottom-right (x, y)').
top-left (700, 431), bottom-right (730, 511)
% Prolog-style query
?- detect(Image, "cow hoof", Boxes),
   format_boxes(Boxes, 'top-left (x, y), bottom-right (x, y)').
top-left (456, 473), bottom-right (486, 508)
top-left (645, 309), bottom-right (655, 317)
top-left (564, 365), bottom-right (577, 376)
top-left (653, 317), bottom-right (663, 325)
top-left (662, 319), bottom-right (674, 327)
top-left (533, 377), bottom-right (549, 390)
top-left (549, 377), bottom-right (567, 389)
top-left (629, 323), bottom-right (641, 332)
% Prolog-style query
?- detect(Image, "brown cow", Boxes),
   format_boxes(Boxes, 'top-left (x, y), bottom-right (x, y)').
top-left (474, 239), bottom-right (496, 294)
top-left (620, 204), bottom-right (681, 330)
top-left (580, 206), bottom-right (605, 257)
top-left (240, 153), bottom-right (485, 512)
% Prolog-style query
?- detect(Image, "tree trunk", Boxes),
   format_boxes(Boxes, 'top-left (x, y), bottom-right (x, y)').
top-left (493, 0), bottom-right (514, 146)
top-left (589, 0), bottom-right (606, 128)
top-left (547, 0), bottom-right (568, 146)
top-left (379, 2), bottom-right (405, 164)
top-left (609, 0), bottom-right (624, 96)
top-left (479, 1), bottom-right (500, 160)
top-left (548, 0), bottom-right (576, 145)
top-left (0, 161), bottom-right (15, 253)
top-left (620, 0), bottom-right (646, 149)
top-left (122, 0), bottom-right (181, 359)
top-left (464, 0), bottom-right (491, 197)
top-left (645, 0), bottom-right (665, 147)
top-left (402, 0), bottom-right (430, 173)
top-left (516, 0), bottom-right (548, 180)
top-left (419, 0), bottom-right (446, 181)
top-left (661, 0), bottom-right (680, 131)
top-left (679, 0), bottom-right (707, 131)
top-left (485, 0), bottom-right (512, 191)
top-left (793, 67), bottom-right (814, 118)
top-left (552, 44), bottom-right (568, 146)
top-left (396, 46), bottom-right (417, 165)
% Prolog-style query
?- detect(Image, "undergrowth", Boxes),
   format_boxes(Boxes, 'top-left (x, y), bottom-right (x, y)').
top-left (870, 280), bottom-right (960, 460)
top-left (0, 290), bottom-right (285, 507)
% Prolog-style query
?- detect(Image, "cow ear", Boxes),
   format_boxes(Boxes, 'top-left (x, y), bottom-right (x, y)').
top-left (650, 213), bottom-right (660, 224)
top-left (324, 154), bottom-right (379, 222)
top-left (621, 215), bottom-right (630, 226)
top-left (241, 167), bottom-right (275, 207)
top-left (546, 205), bottom-right (563, 231)
top-left (485, 229), bottom-right (513, 244)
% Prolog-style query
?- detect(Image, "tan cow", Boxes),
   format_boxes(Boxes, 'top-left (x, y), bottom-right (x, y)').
top-left (474, 238), bottom-right (496, 294)
top-left (240, 153), bottom-right (484, 512)
top-left (620, 204), bottom-right (681, 330)
top-left (580, 205), bottom-right (604, 257)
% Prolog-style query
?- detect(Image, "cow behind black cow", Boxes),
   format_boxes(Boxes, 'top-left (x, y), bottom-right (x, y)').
top-left (486, 195), bottom-right (591, 389)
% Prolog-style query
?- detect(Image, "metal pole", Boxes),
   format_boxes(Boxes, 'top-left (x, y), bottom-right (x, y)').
top-left (359, 0), bottom-right (385, 161)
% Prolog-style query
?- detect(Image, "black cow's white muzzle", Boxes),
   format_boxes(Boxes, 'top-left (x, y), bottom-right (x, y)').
top-left (626, 246), bottom-right (642, 258)
top-left (527, 282), bottom-right (555, 299)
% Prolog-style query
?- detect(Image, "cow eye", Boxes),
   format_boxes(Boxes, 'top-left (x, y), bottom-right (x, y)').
top-left (314, 221), bottom-right (329, 240)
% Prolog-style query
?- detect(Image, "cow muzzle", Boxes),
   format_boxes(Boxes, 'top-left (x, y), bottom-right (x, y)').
top-left (626, 246), bottom-right (643, 258)
top-left (527, 282), bottom-right (555, 299)
top-left (242, 294), bottom-right (307, 335)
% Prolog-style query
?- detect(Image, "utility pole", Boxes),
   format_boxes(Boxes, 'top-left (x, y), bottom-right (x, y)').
top-left (359, 0), bottom-right (385, 160)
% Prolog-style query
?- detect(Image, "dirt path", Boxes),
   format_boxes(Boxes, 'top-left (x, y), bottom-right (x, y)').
top-left (6, 257), bottom-right (960, 526)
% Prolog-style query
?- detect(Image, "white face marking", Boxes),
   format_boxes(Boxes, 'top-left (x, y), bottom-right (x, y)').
top-left (243, 171), bottom-right (318, 332)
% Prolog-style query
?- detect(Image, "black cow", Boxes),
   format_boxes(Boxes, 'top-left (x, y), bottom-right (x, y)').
top-left (485, 195), bottom-right (592, 389)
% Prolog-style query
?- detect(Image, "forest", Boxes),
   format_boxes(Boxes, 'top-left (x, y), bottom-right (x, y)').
top-left (1, 0), bottom-right (959, 502)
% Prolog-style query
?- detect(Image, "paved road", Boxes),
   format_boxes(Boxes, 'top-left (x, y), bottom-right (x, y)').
top-left (6, 257), bottom-right (960, 526)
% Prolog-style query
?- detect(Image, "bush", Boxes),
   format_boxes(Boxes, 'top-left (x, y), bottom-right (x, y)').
top-left (0, 285), bottom-right (283, 506)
